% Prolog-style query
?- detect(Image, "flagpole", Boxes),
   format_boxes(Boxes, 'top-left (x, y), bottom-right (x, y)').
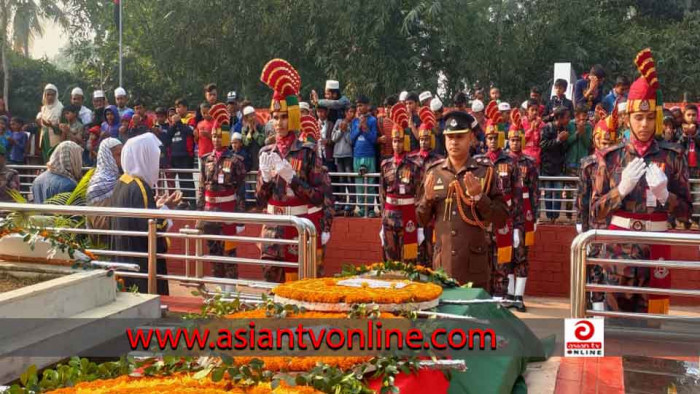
top-left (119, 0), bottom-right (123, 87)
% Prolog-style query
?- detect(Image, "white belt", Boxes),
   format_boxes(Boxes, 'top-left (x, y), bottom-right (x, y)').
top-left (205, 194), bottom-right (237, 203)
top-left (267, 204), bottom-right (309, 216)
top-left (308, 206), bottom-right (322, 214)
top-left (610, 216), bottom-right (667, 232)
top-left (385, 196), bottom-right (415, 206)
top-left (522, 192), bottom-right (530, 199)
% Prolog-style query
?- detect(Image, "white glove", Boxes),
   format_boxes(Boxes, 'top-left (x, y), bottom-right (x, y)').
top-left (236, 225), bottom-right (245, 234)
top-left (321, 232), bottom-right (330, 245)
top-left (379, 227), bottom-right (385, 246)
top-left (645, 163), bottom-right (669, 205)
top-left (576, 223), bottom-right (582, 234)
top-left (417, 228), bottom-right (425, 245)
top-left (259, 152), bottom-right (273, 183)
top-left (617, 157), bottom-right (646, 198)
top-left (276, 158), bottom-right (296, 183)
top-left (513, 229), bottom-right (521, 248)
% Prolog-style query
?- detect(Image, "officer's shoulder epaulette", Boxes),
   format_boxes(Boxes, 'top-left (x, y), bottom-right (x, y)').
top-left (580, 154), bottom-right (597, 168)
top-left (201, 151), bottom-right (214, 160)
top-left (380, 157), bottom-right (393, 168)
top-left (658, 140), bottom-right (683, 154)
top-left (427, 158), bottom-right (445, 171)
top-left (474, 155), bottom-right (494, 166)
top-left (601, 142), bottom-right (625, 158)
top-left (259, 144), bottom-right (275, 154)
top-left (519, 153), bottom-right (536, 164)
top-left (301, 141), bottom-right (317, 150)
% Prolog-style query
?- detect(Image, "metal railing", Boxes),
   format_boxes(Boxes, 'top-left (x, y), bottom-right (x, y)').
top-left (571, 229), bottom-right (700, 320)
top-left (0, 203), bottom-right (317, 296)
top-left (10, 164), bottom-right (700, 220)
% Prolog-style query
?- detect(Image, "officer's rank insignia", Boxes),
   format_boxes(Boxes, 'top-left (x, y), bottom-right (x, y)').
top-left (434, 177), bottom-right (444, 190)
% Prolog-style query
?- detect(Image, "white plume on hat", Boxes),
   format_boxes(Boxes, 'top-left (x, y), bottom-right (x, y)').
top-left (93, 90), bottom-right (105, 99)
top-left (419, 91), bottom-right (432, 102)
top-left (299, 102), bottom-right (310, 111)
top-left (243, 106), bottom-right (255, 116)
top-left (498, 102), bottom-right (511, 111)
top-left (232, 132), bottom-right (243, 141)
top-left (430, 97), bottom-right (443, 112)
top-left (471, 99), bottom-right (484, 112)
top-left (325, 80), bottom-right (340, 90)
top-left (399, 91), bottom-right (408, 101)
top-left (71, 87), bottom-right (84, 97)
top-left (114, 87), bottom-right (127, 97)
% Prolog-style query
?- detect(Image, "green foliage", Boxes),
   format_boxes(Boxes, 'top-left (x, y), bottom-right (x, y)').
top-left (7, 0), bottom-right (700, 119)
top-left (8, 356), bottom-right (129, 393)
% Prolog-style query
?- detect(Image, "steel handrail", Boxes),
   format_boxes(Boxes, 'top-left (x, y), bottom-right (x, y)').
top-left (571, 229), bottom-right (700, 319)
top-left (0, 202), bottom-right (317, 294)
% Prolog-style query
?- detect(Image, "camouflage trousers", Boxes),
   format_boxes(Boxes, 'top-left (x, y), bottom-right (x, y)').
top-left (603, 243), bottom-right (650, 313)
top-left (491, 244), bottom-right (529, 297)
top-left (207, 240), bottom-right (238, 279)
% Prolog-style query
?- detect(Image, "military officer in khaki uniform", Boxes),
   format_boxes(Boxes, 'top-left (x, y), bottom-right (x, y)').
top-left (417, 111), bottom-right (508, 289)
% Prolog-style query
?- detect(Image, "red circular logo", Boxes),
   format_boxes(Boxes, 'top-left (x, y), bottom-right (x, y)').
top-left (574, 320), bottom-right (595, 341)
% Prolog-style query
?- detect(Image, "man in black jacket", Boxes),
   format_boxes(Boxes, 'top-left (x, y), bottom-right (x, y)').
top-left (540, 107), bottom-right (570, 222)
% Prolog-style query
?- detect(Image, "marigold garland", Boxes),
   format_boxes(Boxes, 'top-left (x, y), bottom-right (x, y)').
top-left (47, 374), bottom-right (321, 393)
top-left (231, 356), bottom-right (372, 372)
top-left (273, 277), bottom-right (442, 305)
top-left (341, 261), bottom-right (460, 288)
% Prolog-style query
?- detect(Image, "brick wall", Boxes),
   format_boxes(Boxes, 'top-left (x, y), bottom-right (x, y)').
top-left (166, 220), bottom-right (700, 305)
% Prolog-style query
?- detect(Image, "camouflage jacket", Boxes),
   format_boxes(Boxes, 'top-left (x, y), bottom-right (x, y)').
top-left (508, 151), bottom-right (539, 230)
top-left (409, 150), bottom-right (444, 177)
top-left (591, 140), bottom-right (691, 221)
top-left (256, 139), bottom-right (326, 208)
top-left (379, 155), bottom-right (423, 204)
top-left (475, 150), bottom-right (521, 228)
top-left (197, 149), bottom-right (247, 212)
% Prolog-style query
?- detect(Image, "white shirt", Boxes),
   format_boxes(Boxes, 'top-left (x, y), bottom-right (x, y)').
top-left (79, 106), bottom-right (93, 125)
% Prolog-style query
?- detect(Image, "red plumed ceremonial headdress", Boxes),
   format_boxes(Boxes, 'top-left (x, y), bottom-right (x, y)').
top-left (260, 58), bottom-right (301, 131)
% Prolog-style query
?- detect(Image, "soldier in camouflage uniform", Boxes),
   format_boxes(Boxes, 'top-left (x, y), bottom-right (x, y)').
top-left (0, 145), bottom-right (19, 202)
top-left (410, 107), bottom-right (443, 265)
top-left (299, 115), bottom-right (335, 276)
top-left (506, 114), bottom-right (539, 312)
top-left (379, 103), bottom-right (423, 263)
top-left (577, 113), bottom-right (618, 311)
top-left (197, 126), bottom-right (247, 281)
top-left (476, 111), bottom-right (521, 299)
top-left (590, 49), bottom-right (691, 314)
top-left (417, 111), bottom-right (508, 290)
top-left (257, 59), bottom-right (327, 283)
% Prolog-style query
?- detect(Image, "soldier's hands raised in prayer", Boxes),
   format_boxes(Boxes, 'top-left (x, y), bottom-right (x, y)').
top-left (617, 157), bottom-right (646, 198)
top-left (645, 163), bottom-right (669, 204)
top-left (464, 172), bottom-right (483, 198)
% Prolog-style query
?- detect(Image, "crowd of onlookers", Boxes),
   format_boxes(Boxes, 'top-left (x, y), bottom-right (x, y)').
top-left (1, 63), bottom-right (699, 224)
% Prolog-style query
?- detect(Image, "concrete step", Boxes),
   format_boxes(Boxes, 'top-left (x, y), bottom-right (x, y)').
top-left (0, 291), bottom-right (160, 384)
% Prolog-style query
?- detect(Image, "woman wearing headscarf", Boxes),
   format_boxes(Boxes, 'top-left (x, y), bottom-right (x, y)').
top-left (31, 141), bottom-right (83, 203)
top-left (110, 133), bottom-right (180, 295)
top-left (37, 84), bottom-right (65, 162)
top-left (86, 138), bottom-right (123, 233)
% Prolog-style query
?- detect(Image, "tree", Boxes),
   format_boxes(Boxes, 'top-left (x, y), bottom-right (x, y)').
top-left (0, 0), bottom-right (67, 111)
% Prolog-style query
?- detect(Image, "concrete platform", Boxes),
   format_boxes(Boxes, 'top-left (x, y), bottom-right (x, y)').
top-left (0, 263), bottom-right (161, 384)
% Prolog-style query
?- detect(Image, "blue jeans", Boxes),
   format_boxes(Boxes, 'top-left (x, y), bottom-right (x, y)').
top-left (545, 180), bottom-right (562, 220)
top-left (353, 157), bottom-right (377, 214)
